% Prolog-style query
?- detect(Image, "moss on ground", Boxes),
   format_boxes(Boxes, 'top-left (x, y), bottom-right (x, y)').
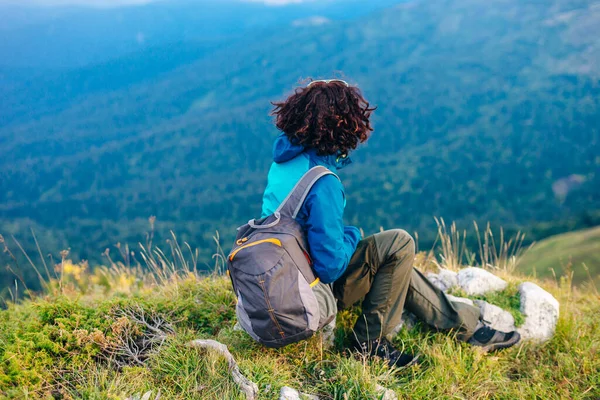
top-left (449, 283), bottom-right (526, 327)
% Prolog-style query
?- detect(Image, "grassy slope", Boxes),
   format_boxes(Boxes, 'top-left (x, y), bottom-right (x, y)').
top-left (519, 226), bottom-right (600, 287)
top-left (1, 262), bottom-right (599, 399)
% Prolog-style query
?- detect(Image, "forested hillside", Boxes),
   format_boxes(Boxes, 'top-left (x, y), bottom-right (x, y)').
top-left (1, 0), bottom-right (599, 289)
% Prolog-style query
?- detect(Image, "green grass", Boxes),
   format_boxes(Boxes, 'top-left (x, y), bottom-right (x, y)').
top-left (519, 226), bottom-right (600, 288)
top-left (448, 283), bottom-right (525, 327)
top-left (1, 261), bottom-right (599, 399)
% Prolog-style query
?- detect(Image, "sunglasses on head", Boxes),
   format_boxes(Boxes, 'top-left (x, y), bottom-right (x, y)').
top-left (307, 79), bottom-right (350, 88)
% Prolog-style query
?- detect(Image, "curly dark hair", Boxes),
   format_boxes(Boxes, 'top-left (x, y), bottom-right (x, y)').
top-left (271, 80), bottom-right (376, 156)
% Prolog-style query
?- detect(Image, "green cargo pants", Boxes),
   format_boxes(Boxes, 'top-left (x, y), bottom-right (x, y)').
top-left (315, 229), bottom-right (481, 343)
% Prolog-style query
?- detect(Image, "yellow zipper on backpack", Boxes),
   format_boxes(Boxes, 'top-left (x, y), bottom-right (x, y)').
top-left (229, 238), bottom-right (282, 261)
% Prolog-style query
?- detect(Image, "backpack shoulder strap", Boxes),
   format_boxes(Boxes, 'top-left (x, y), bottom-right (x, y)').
top-left (276, 166), bottom-right (339, 219)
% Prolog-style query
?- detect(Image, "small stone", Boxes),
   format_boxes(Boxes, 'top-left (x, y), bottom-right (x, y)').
top-left (517, 282), bottom-right (559, 342)
top-left (457, 267), bottom-right (507, 295)
top-left (375, 384), bottom-right (398, 400)
top-left (279, 387), bottom-right (300, 400)
top-left (321, 317), bottom-right (336, 350)
top-left (427, 268), bottom-right (458, 292)
top-left (474, 300), bottom-right (516, 332)
top-left (402, 312), bottom-right (418, 330)
top-left (388, 312), bottom-right (417, 338)
top-left (279, 387), bottom-right (319, 400)
top-left (446, 294), bottom-right (474, 306)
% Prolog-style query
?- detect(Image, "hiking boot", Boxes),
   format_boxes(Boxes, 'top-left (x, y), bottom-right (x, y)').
top-left (352, 338), bottom-right (419, 368)
top-left (468, 322), bottom-right (521, 352)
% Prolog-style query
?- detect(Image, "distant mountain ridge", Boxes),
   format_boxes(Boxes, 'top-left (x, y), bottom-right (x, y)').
top-left (0, 0), bottom-right (403, 68)
top-left (0, 0), bottom-right (599, 288)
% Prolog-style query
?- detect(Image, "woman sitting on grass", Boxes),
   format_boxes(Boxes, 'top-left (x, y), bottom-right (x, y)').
top-left (261, 79), bottom-right (521, 367)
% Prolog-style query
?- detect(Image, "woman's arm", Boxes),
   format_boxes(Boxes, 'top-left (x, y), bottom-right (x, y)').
top-left (301, 175), bottom-right (361, 283)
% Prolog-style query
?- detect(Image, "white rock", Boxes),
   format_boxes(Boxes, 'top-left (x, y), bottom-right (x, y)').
top-left (426, 273), bottom-right (444, 291)
top-left (474, 300), bottom-right (516, 332)
top-left (457, 267), bottom-right (507, 295)
top-left (279, 387), bottom-right (319, 400)
top-left (279, 387), bottom-right (300, 400)
top-left (517, 282), bottom-right (559, 342)
top-left (427, 268), bottom-right (458, 292)
top-left (446, 294), bottom-right (474, 306)
top-left (233, 322), bottom-right (244, 331)
top-left (439, 268), bottom-right (459, 290)
top-left (375, 384), bottom-right (398, 400)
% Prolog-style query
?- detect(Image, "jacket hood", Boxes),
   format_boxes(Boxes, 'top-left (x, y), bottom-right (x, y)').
top-left (272, 133), bottom-right (353, 170)
top-left (272, 133), bottom-right (305, 163)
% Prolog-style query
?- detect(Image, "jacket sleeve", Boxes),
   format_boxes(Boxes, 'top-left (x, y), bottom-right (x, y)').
top-left (302, 175), bottom-right (361, 283)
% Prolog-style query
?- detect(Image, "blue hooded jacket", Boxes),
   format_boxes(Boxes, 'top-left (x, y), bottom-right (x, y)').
top-left (261, 133), bottom-right (362, 283)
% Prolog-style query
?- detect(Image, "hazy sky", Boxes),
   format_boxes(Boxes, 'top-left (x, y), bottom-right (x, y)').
top-left (0, 0), bottom-right (312, 7)
top-left (0, 0), bottom-right (155, 6)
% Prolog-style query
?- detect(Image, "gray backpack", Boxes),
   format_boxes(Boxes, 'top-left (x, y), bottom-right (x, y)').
top-left (227, 166), bottom-right (337, 348)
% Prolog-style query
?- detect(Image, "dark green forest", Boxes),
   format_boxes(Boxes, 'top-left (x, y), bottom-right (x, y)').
top-left (1, 0), bottom-right (599, 290)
